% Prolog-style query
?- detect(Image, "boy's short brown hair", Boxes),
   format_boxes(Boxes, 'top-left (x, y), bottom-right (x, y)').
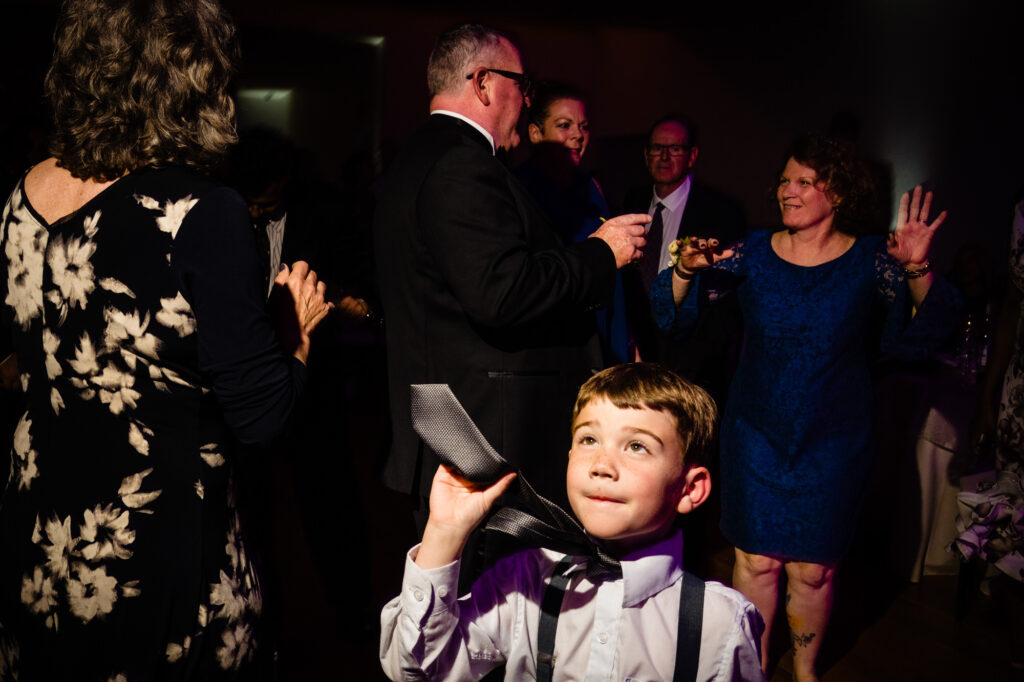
top-left (572, 363), bottom-right (717, 468)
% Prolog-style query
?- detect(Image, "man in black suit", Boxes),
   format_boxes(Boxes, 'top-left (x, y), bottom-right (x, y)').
top-left (373, 24), bottom-right (648, 529)
top-left (623, 114), bottom-right (746, 405)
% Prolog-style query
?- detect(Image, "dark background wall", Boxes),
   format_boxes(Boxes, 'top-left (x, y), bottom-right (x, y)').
top-left (5, 0), bottom-right (1022, 272)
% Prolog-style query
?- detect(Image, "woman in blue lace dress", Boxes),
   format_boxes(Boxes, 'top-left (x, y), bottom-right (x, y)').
top-left (650, 135), bottom-right (960, 680)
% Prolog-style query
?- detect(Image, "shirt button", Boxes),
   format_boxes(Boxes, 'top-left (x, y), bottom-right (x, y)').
top-left (598, 632), bottom-right (608, 645)
top-left (438, 586), bottom-right (449, 599)
top-left (413, 589), bottom-right (424, 602)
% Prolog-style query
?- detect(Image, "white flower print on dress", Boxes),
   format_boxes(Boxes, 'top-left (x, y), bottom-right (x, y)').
top-left (0, 620), bottom-right (21, 677)
top-left (134, 194), bottom-right (197, 240)
top-left (38, 515), bottom-right (75, 580)
top-left (128, 421), bottom-right (154, 456)
top-left (3, 188), bottom-right (47, 329)
top-left (103, 307), bottom-right (161, 361)
top-left (200, 443), bottom-right (225, 468)
top-left (79, 504), bottom-right (135, 561)
top-left (94, 362), bottom-right (141, 415)
top-left (217, 622), bottom-right (253, 671)
top-left (46, 211), bottom-right (100, 320)
top-left (166, 636), bottom-right (191, 663)
top-left (12, 413), bottom-right (39, 491)
top-left (156, 292), bottom-right (196, 338)
top-left (118, 468), bottom-right (162, 511)
top-left (20, 566), bottom-right (58, 617)
top-left (66, 562), bottom-right (117, 623)
top-left (42, 329), bottom-right (62, 379)
top-left (98, 277), bottom-right (136, 298)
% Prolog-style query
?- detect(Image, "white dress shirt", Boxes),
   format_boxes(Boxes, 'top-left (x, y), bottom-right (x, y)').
top-left (647, 175), bottom-right (693, 274)
top-left (431, 110), bottom-right (496, 155)
top-left (379, 530), bottom-right (765, 681)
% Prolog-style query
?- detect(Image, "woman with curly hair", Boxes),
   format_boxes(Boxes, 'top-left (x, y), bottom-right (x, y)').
top-left (0, 0), bottom-right (330, 679)
top-left (650, 134), bottom-right (961, 680)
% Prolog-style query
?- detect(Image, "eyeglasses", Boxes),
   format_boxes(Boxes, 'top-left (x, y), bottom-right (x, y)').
top-left (646, 143), bottom-right (692, 157)
top-left (466, 68), bottom-right (533, 100)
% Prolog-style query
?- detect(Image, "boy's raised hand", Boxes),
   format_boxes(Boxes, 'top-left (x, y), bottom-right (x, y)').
top-left (416, 465), bottom-right (517, 570)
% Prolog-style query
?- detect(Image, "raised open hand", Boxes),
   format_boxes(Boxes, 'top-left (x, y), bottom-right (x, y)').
top-left (416, 464), bottom-right (518, 569)
top-left (887, 186), bottom-right (947, 266)
top-left (426, 464), bottom-right (518, 537)
top-left (671, 236), bottom-right (735, 275)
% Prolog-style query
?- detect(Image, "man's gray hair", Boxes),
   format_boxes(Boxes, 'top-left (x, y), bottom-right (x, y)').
top-left (427, 23), bottom-right (513, 97)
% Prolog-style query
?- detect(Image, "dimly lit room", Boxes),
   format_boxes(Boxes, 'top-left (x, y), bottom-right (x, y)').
top-left (1, 0), bottom-right (1022, 680)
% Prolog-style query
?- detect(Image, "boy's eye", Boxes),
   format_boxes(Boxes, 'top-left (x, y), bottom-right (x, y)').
top-left (627, 441), bottom-right (649, 454)
top-left (577, 434), bottom-right (597, 446)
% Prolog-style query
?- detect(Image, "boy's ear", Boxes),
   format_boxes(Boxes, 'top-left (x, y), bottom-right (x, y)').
top-left (675, 465), bottom-right (711, 514)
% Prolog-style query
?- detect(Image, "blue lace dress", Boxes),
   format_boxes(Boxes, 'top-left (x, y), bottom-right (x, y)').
top-left (651, 229), bottom-right (961, 563)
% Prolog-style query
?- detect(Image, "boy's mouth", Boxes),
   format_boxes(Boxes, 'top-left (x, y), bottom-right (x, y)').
top-left (586, 495), bottom-right (623, 504)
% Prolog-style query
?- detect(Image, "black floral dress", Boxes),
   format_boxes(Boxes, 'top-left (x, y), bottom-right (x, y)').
top-left (0, 166), bottom-right (306, 680)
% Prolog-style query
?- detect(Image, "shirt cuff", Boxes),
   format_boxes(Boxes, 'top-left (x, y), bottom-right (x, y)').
top-left (402, 544), bottom-right (461, 625)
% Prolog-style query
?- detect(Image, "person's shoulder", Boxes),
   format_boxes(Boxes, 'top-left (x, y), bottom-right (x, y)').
top-left (128, 166), bottom-right (241, 206)
top-left (703, 579), bottom-right (757, 613)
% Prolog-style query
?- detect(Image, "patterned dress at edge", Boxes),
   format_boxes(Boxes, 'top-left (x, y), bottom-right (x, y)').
top-left (651, 229), bottom-right (961, 563)
top-left (954, 201), bottom-right (1024, 580)
top-left (0, 166), bottom-right (307, 680)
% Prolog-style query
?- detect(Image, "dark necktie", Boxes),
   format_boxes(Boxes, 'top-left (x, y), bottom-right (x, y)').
top-left (641, 202), bottom-right (665, 291)
top-left (410, 383), bottom-right (620, 574)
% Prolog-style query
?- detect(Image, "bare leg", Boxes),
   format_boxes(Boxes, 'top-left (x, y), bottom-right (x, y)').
top-left (783, 561), bottom-right (835, 682)
top-left (732, 548), bottom-right (784, 673)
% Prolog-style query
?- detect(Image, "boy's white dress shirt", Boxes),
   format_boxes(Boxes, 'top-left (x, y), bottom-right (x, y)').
top-left (379, 531), bottom-right (765, 681)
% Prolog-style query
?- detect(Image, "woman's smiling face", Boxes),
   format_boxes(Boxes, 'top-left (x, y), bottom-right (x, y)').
top-left (529, 97), bottom-right (590, 165)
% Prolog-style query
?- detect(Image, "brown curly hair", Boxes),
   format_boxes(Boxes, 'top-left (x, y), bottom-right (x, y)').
top-left (45, 0), bottom-right (239, 181)
top-left (775, 134), bottom-right (876, 236)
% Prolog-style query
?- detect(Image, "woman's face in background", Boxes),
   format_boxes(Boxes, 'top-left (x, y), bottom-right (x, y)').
top-left (777, 157), bottom-right (837, 232)
top-left (529, 97), bottom-right (590, 165)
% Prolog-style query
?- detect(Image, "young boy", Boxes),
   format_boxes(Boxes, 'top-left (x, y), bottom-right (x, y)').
top-left (380, 363), bottom-right (765, 681)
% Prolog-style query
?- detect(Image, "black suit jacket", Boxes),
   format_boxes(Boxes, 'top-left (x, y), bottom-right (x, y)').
top-left (373, 114), bottom-right (616, 505)
top-left (621, 181), bottom-right (746, 406)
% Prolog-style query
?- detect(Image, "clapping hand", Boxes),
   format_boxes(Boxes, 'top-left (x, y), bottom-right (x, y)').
top-left (271, 261), bottom-right (333, 363)
top-left (887, 186), bottom-right (947, 267)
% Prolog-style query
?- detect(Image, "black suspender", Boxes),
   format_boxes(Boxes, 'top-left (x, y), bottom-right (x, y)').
top-left (536, 557), bottom-right (574, 682)
top-left (536, 559), bottom-right (706, 682)
top-left (674, 570), bottom-right (706, 682)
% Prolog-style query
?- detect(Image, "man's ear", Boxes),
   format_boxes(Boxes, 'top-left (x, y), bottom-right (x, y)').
top-left (676, 465), bottom-right (710, 514)
top-left (469, 68), bottom-right (491, 107)
top-left (688, 145), bottom-right (700, 166)
top-left (528, 123), bottom-right (544, 144)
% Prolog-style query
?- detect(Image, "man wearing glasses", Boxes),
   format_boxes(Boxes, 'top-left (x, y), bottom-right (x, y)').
top-left (373, 23), bottom-right (649, 542)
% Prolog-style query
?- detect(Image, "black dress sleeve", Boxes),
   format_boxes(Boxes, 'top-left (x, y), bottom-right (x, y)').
top-left (171, 186), bottom-right (307, 445)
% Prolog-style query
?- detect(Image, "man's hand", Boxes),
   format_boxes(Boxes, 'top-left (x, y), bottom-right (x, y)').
top-left (590, 214), bottom-right (650, 268)
top-left (415, 464), bottom-right (517, 570)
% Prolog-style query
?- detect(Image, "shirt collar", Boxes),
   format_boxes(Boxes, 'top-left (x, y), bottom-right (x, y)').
top-left (652, 175), bottom-right (692, 213)
top-left (553, 529), bottom-right (684, 608)
top-left (431, 110), bottom-right (496, 155)
top-left (619, 529), bottom-right (683, 607)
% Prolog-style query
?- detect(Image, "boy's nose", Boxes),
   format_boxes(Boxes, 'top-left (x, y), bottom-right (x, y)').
top-left (588, 449), bottom-right (617, 479)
